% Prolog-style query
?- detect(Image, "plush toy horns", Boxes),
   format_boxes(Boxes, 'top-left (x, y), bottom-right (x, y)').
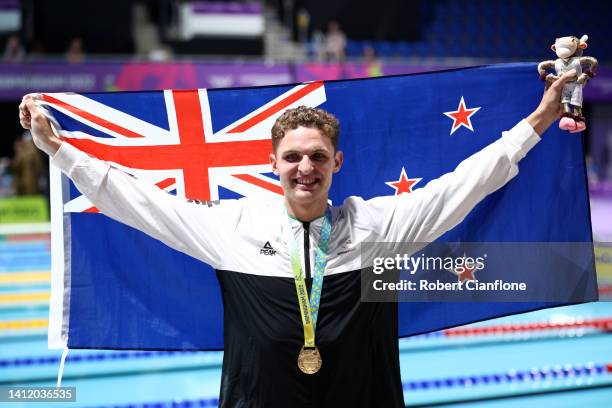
top-left (580, 34), bottom-right (588, 44)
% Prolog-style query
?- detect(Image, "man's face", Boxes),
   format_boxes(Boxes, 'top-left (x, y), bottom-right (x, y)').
top-left (270, 126), bottom-right (343, 208)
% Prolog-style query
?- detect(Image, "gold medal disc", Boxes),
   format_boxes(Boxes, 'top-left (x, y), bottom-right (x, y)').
top-left (297, 346), bottom-right (322, 374)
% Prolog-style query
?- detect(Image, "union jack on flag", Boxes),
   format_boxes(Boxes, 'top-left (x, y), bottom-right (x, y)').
top-left (42, 81), bottom-right (326, 213)
top-left (45, 64), bottom-right (595, 351)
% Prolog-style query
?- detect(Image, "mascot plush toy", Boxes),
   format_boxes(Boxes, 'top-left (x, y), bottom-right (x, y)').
top-left (538, 35), bottom-right (598, 133)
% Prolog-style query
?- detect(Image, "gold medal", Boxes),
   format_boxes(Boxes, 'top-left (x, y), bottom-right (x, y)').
top-left (297, 346), bottom-right (322, 374)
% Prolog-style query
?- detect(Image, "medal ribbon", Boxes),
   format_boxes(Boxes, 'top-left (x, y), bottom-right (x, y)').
top-left (286, 208), bottom-right (332, 348)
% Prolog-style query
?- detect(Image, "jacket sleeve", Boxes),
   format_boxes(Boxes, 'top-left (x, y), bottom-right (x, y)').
top-left (51, 142), bottom-right (242, 269)
top-left (354, 119), bottom-right (541, 243)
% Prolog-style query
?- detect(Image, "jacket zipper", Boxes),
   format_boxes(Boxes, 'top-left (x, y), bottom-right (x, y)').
top-left (303, 221), bottom-right (311, 279)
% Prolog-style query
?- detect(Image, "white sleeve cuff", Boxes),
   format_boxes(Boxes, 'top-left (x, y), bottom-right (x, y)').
top-left (50, 142), bottom-right (88, 176)
top-left (501, 119), bottom-right (541, 163)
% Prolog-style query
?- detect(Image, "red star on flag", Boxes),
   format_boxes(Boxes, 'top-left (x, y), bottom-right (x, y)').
top-left (458, 264), bottom-right (477, 282)
top-left (443, 96), bottom-right (481, 135)
top-left (446, 254), bottom-right (479, 282)
top-left (385, 167), bottom-right (422, 195)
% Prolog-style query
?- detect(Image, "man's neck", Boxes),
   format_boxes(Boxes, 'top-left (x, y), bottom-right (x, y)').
top-left (285, 199), bottom-right (328, 222)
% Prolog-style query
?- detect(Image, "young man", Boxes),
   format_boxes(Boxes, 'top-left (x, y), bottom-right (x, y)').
top-left (20, 69), bottom-right (576, 407)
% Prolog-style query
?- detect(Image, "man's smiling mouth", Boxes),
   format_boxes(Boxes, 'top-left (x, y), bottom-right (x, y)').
top-left (295, 178), bottom-right (319, 186)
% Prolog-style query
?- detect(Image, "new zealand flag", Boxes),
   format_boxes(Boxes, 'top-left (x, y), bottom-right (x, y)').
top-left (45, 63), bottom-right (596, 350)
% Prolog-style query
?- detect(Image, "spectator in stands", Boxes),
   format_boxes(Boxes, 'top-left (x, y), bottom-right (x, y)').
top-left (363, 45), bottom-right (383, 77)
top-left (323, 20), bottom-right (346, 62)
top-left (66, 37), bottom-right (85, 63)
top-left (10, 132), bottom-right (44, 196)
top-left (29, 40), bottom-right (47, 61)
top-left (2, 35), bottom-right (25, 62)
top-left (311, 28), bottom-right (325, 62)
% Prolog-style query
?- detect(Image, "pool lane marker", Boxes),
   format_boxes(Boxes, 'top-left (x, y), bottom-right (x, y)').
top-left (0, 318), bottom-right (47, 331)
top-left (91, 398), bottom-right (219, 408)
top-left (442, 317), bottom-right (612, 337)
top-left (0, 272), bottom-right (50, 285)
top-left (403, 362), bottom-right (612, 391)
top-left (0, 350), bottom-right (203, 368)
top-left (0, 292), bottom-right (49, 304)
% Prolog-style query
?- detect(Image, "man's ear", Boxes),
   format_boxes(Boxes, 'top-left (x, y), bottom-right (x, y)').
top-left (270, 153), bottom-right (279, 175)
top-left (333, 150), bottom-right (344, 173)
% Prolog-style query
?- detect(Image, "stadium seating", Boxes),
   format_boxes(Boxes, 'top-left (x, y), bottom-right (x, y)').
top-left (331, 1), bottom-right (609, 61)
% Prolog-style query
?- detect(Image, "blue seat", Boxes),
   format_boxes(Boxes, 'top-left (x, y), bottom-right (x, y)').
top-left (375, 41), bottom-right (395, 57)
top-left (396, 41), bottom-right (413, 57)
top-left (345, 40), bottom-right (363, 58)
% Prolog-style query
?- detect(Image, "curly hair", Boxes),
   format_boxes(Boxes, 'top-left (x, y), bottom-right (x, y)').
top-left (271, 106), bottom-right (339, 151)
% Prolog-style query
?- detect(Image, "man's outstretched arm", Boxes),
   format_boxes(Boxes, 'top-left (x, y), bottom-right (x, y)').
top-left (19, 95), bottom-right (239, 269)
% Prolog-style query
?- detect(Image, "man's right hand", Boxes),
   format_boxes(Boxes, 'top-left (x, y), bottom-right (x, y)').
top-left (19, 94), bottom-right (62, 156)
